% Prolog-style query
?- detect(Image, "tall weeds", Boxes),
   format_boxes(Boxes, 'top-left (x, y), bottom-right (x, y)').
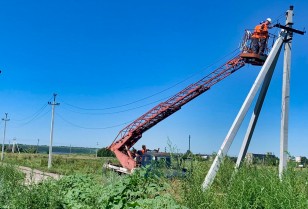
top-left (180, 159), bottom-right (308, 209)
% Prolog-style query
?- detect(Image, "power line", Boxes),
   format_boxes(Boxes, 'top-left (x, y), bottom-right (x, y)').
top-left (56, 112), bottom-right (132, 130)
top-left (11, 104), bottom-right (48, 121)
top-left (61, 47), bottom-right (241, 111)
top-left (61, 95), bottom-right (171, 115)
top-left (11, 96), bottom-right (53, 122)
top-left (9, 97), bottom-right (53, 128)
top-left (12, 109), bottom-right (51, 128)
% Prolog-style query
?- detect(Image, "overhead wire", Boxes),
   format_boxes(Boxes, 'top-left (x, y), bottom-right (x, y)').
top-left (56, 112), bottom-right (132, 130)
top-left (9, 96), bottom-right (53, 128)
top-left (11, 96), bottom-right (53, 122)
top-left (7, 48), bottom-right (242, 131)
top-left (61, 47), bottom-right (241, 112)
top-left (61, 94), bottom-right (172, 115)
top-left (11, 103), bottom-right (48, 122)
top-left (246, 13), bottom-right (286, 33)
top-left (273, 12), bottom-right (286, 24)
top-left (55, 48), bottom-right (242, 133)
top-left (13, 109), bottom-right (51, 128)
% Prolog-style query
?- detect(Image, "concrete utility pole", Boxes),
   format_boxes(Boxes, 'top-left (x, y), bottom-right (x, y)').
top-left (36, 139), bottom-right (40, 153)
top-left (279, 6), bottom-right (293, 179)
top-left (96, 142), bottom-right (99, 158)
top-left (48, 93), bottom-right (60, 169)
top-left (235, 46), bottom-right (280, 168)
top-left (12, 138), bottom-right (16, 153)
top-left (202, 5), bottom-right (304, 190)
top-left (1, 113), bottom-right (10, 161)
top-left (202, 34), bottom-right (284, 190)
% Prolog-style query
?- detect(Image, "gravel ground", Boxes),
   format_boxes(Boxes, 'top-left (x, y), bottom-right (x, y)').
top-left (18, 166), bottom-right (63, 185)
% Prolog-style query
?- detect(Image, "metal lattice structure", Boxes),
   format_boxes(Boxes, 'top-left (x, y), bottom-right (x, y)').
top-left (109, 55), bottom-right (245, 170)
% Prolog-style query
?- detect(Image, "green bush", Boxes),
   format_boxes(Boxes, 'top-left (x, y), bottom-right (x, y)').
top-left (58, 174), bottom-right (104, 209)
top-left (0, 164), bottom-right (184, 208)
top-left (97, 148), bottom-right (115, 157)
top-left (99, 166), bottom-right (186, 208)
top-left (0, 164), bottom-right (61, 208)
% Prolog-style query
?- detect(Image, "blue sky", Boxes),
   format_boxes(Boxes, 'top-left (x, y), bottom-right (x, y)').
top-left (0, 0), bottom-right (307, 157)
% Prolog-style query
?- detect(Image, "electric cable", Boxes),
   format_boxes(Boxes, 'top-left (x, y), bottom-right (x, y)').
top-left (61, 47), bottom-right (241, 111)
top-left (11, 96), bottom-right (53, 122)
top-left (56, 112), bottom-right (132, 130)
top-left (13, 109), bottom-right (51, 128)
top-left (61, 94), bottom-right (172, 115)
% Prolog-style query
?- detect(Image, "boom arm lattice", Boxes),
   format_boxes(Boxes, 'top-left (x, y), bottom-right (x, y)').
top-left (109, 55), bottom-right (245, 170)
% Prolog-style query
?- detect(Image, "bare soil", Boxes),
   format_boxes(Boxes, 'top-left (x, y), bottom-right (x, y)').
top-left (18, 166), bottom-right (63, 185)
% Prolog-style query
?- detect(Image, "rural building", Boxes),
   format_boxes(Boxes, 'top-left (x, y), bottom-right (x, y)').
top-left (245, 152), bottom-right (278, 165)
top-left (295, 156), bottom-right (307, 167)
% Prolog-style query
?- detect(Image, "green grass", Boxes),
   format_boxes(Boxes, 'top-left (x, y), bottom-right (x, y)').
top-left (0, 163), bottom-right (184, 208)
top-left (179, 159), bottom-right (308, 209)
top-left (1, 154), bottom-right (307, 208)
top-left (2, 153), bottom-right (117, 175)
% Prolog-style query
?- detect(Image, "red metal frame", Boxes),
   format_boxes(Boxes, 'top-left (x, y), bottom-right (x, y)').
top-left (109, 55), bottom-right (246, 171)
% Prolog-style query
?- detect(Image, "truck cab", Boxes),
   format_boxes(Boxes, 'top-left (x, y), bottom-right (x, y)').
top-left (104, 151), bottom-right (187, 178)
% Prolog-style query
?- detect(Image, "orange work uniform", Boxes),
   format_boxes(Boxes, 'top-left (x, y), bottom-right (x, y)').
top-left (251, 22), bottom-right (270, 55)
top-left (252, 23), bottom-right (269, 39)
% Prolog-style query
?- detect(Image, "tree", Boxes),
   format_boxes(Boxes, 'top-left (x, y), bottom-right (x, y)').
top-left (97, 148), bottom-right (115, 157)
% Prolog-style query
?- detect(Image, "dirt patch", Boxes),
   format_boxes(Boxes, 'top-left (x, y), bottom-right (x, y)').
top-left (18, 166), bottom-right (63, 185)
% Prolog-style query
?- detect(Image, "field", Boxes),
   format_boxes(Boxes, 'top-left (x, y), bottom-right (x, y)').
top-left (0, 153), bottom-right (307, 208)
top-left (2, 153), bottom-right (114, 176)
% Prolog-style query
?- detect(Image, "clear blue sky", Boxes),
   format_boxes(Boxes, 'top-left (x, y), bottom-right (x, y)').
top-left (0, 0), bottom-right (307, 157)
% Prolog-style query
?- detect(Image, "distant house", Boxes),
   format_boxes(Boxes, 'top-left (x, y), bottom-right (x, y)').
top-left (245, 152), bottom-right (278, 165)
top-left (295, 156), bottom-right (307, 163)
top-left (195, 154), bottom-right (210, 160)
top-left (295, 156), bottom-right (307, 167)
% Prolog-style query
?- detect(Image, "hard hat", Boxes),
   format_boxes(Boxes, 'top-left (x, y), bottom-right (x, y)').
top-left (266, 18), bottom-right (272, 23)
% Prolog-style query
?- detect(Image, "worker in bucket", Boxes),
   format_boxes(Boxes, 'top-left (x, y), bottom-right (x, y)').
top-left (251, 18), bottom-right (272, 55)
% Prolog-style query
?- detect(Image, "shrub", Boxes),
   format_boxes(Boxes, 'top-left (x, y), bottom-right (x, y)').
top-left (99, 166), bottom-right (186, 208)
top-left (97, 148), bottom-right (115, 157)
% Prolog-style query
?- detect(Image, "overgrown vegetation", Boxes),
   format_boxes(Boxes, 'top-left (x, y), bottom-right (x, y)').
top-left (0, 163), bottom-right (184, 208)
top-left (2, 153), bottom-right (117, 176)
top-left (180, 158), bottom-right (308, 208)
top-left (97, 147), bottom-right (115, 157)
top-left (1, 153), bottom-right (307, 208)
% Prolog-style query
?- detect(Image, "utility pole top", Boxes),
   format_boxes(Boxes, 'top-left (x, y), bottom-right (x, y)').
top-left (48, 93), bottom-right (60, 106)
top-left (2, 113), bottom-right (10, 121)
top-left (273, 6), bottom-right (305, 36)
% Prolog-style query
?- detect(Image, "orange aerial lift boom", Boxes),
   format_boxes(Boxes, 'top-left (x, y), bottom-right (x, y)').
top-left (108, 54), bottom-right (250, 171)
top-left (106, 26), bottom-right (274, 173)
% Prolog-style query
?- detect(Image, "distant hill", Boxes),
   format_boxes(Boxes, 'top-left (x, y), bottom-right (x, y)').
top-left (1, 144), bottom-right (97, 154)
